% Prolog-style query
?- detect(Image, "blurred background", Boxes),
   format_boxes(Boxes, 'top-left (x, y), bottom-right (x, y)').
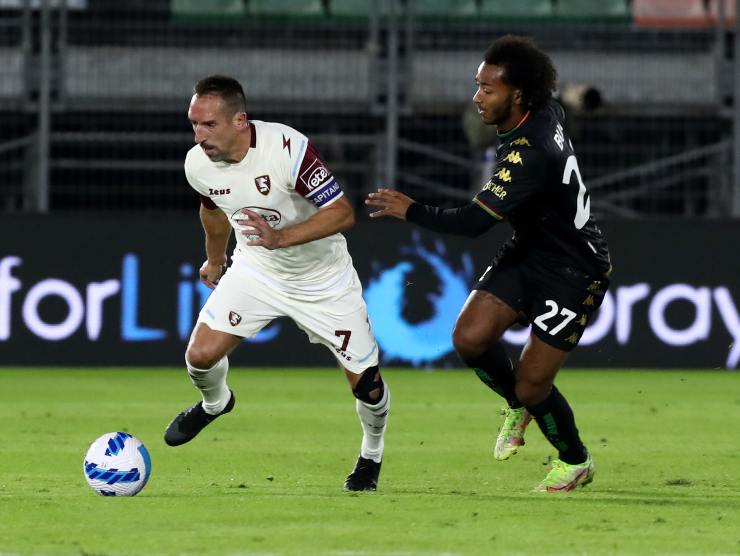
top-left (1, 0), bottom-right (739, 369)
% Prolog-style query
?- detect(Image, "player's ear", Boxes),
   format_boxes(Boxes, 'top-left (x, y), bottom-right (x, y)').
top-left (513, 89), bottom-right (523, 105)
top-left (234, 111), bottom-right (248, 130)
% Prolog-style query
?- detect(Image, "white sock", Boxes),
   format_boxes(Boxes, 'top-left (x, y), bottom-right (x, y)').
top-left (186, 356), bottom-right (230, 415)
top-left (356, 383), bottom-right (390, 463)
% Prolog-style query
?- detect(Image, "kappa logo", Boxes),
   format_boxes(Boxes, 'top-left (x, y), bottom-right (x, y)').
top-left (505, 151), bottom-right (523, 166)
top-left (495, 168), bottom-right (512, 183)
top-left (229, 311), bottom-right (242, 326)
top-left (254, 175), bottom-right (271, 195)
top-left (565, 332), bottom-right (580, 344)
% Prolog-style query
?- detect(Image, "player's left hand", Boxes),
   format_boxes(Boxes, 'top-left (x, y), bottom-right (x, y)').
top-left (365, 188), bottom-right (415, 220)
top-left (236, 208), bottom-right (283, 250)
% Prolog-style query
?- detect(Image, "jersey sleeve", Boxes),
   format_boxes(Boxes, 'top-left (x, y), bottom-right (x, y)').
top-left (292, 141), bottom-right (344, 209)
top-left (473, 145), bottom-right (548, 220)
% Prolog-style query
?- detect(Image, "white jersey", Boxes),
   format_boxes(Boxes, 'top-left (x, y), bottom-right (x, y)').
top-left (185, 120), bottom-right (352, 293)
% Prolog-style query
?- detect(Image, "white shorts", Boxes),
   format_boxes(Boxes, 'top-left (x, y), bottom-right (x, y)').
top-left (196, 264), bottom-right (379, 374)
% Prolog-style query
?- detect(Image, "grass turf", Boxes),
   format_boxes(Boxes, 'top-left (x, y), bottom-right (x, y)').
top-left (0, 368), bottom-right (738, 556)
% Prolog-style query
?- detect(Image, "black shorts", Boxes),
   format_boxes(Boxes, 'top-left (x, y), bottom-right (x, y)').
top-left (474, 245), bottom-right (610, 352)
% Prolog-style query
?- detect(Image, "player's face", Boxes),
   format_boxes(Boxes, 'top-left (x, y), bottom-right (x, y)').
top-left (188, 94), bottom-right (244, 162)
top-left (473, 62), bottom-right (519, 128)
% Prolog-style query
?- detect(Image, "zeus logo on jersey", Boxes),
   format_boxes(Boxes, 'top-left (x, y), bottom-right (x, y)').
top-left (208, 188), bottom-right (230, 196)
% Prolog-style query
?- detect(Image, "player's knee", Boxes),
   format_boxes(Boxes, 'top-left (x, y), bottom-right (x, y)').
top-left (185, 344), bottom-right (220, 370)
top-left (452, 325), bottom-right (487, 362)
top-left (352, 365), bottom-right (384, 404)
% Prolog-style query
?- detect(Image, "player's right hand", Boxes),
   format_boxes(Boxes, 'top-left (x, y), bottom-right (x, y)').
top-left (199, 260), bottom-right (227, 289)
top-left (365, 188), bottom-right (415, 220)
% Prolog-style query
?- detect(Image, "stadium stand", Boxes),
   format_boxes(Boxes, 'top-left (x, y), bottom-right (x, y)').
top-left (330, 0), bottom-right (380, 16)
top-left (410, 0), bottom-right (478, 17)
top-left (708, 0), bottom-right (736, 24)
top-left (250, 0), bottom-right (326, 17)
top-left (555, 0), bottom-right (630, 20)
top-left (478, 0), bottom-right (553, 18)
top-left (0, 0), bottom-right (735, 217)
top-left (632, 0), bottom-right (709, 28)
top-left (171, 0), bottom-right (246, 17)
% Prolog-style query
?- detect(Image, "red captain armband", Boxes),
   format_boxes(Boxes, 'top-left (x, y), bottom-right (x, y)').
top-left (295, 142), bottom-right (343, 208)
top-left (200, 194), bottom-right (218, 210)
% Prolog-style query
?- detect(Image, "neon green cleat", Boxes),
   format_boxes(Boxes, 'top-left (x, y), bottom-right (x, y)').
top-left (534, 455), bottom-right (595, 493)
top-left (494, 406), bottom-right (532, 461)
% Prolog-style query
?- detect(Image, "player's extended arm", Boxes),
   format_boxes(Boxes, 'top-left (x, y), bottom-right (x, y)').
top-left (236, 195), bottom-right (355, 250)
top-left (199, 204), bottom-right (232, 288)
top-left (365, 188), bottom-right (495, 237)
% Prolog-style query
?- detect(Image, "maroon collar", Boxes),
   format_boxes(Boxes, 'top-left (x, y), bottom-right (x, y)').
top-left (249, 122), bottom-right (256, 148)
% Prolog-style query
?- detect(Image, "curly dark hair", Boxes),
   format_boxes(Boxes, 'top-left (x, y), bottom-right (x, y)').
top-left (194, 75), bottom-right (247, 117)
top-left (483, 35), bottom-right (557, 111)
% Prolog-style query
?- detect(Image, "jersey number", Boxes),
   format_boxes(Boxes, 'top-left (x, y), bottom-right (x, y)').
top-left (533, 300), bottom-right (577, 336)
top-left (562, 155), bottom-right (590, 230)
top-left (335, 330), bottom-right (352, 351)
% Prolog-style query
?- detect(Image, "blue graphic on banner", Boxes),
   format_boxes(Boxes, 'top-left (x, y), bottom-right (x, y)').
top-left (365, 236), bottom-right (473, 365)
top-left (122, 254), bottom-right (166, 341)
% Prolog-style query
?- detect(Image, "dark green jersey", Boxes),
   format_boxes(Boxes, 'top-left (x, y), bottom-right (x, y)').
top-left (473, 100), bottom-right (610, 276)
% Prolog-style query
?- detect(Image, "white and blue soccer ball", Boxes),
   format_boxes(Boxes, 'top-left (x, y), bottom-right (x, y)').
top-left (83, 432), bottom-right (152, 496)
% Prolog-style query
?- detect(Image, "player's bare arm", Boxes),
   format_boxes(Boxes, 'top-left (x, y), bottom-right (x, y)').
top-left (236, 195), bottom-right (355, 250)
top-left (199, 204), bottom-right (231, 288)
top-left (365, 188), bottom-right (416, 220)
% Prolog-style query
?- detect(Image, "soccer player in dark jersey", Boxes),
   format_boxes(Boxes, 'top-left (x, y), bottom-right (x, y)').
top-left (365, 35), bottom-right (611, 492)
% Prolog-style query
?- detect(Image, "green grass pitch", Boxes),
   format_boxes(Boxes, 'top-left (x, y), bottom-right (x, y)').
top-left (0, 367), bottom-right (738, 555)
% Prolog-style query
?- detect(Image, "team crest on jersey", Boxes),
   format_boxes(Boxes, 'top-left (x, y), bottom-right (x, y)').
top-left (229, 311), bottom-right (242, 326)
top-left (254, 175), bottom-right (271, 195)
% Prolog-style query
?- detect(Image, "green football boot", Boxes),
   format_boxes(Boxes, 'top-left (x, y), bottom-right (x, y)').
top-left (535, 454), bottom-right (595, 493)
top-left (494, 406), bottom-right (532, 460)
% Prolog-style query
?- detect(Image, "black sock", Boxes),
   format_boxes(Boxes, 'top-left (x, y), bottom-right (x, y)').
top-left (462, 342), bottom-right (521, 408)
top-left (525, 386), bottom-right (587, 464)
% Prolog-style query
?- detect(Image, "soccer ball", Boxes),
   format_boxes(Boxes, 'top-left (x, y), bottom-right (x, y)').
top-left (83, 432), bottom-right (152, 496)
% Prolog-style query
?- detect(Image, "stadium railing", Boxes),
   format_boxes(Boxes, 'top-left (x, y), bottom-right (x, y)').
top-left (1, 0), bottom-right (738, 217)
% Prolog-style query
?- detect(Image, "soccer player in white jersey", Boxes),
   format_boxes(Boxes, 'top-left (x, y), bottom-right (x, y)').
top-left (163, 75), bottom-right (389, 491)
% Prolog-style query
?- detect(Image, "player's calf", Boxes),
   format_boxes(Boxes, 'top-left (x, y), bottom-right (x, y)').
top-left (348, 366), bottom-right (389, 491)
